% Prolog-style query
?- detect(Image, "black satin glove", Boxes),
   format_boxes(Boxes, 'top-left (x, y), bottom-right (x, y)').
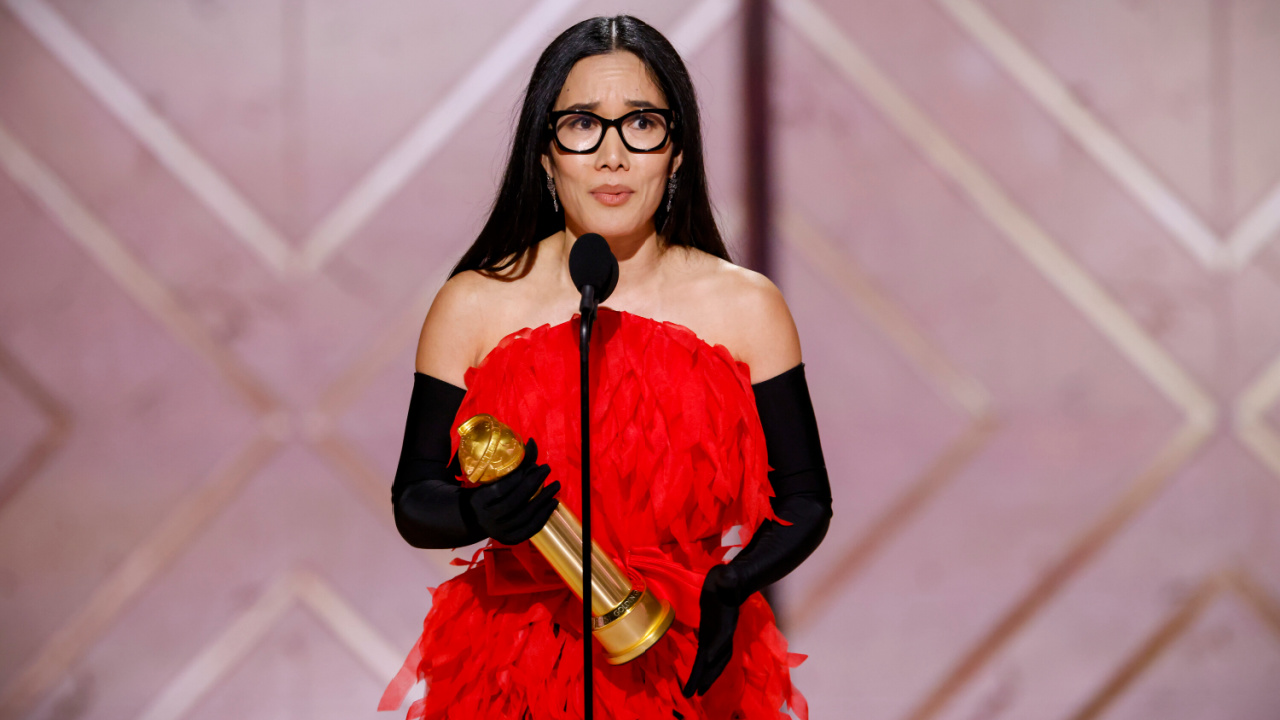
top-left (391, 372), bottom-right (559, 548)
top-left (465, 437), bottom-right (561, 546)
top-left (683, 564), bottom-right (740, 697)
top-left (682, 363), bottom-right (833, 697)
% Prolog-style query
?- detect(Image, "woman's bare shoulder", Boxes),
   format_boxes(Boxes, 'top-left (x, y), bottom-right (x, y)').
top-left (415, 270), bottom-right (502, 387)
top-left (676, 251), bottom-right (802, 383)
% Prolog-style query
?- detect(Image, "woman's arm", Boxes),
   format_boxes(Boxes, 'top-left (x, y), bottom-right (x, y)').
top-left (683, 273), bottom-right (833, 697)
top-left (391, 372), bottom-right (485, 548)
top-left (391, 276), bottom-right (484, 548)
top-left (723, 363), bottom-right (833, 599)
top-left (391, 273), bottom-right (559, 549)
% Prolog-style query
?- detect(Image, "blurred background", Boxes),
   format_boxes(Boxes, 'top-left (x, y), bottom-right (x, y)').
top-left (3, 0), bottom-right (1280, 718)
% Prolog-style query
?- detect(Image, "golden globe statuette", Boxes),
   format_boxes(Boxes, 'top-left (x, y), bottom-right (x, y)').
top-left (457, 413), bottom-right (675, 665)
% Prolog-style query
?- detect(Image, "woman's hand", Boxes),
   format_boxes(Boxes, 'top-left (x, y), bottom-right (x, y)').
top-left (681, 564), bottom-right (742, 697)
top-left (465, 438), bottom-right (561, 545)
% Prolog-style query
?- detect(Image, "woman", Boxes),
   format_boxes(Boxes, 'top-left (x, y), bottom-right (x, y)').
top-left (381, 15), bottom-right (832, 720)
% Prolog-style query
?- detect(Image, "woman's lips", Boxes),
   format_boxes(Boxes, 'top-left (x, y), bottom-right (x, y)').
top-left (591, 189), bottom-right (633, 206)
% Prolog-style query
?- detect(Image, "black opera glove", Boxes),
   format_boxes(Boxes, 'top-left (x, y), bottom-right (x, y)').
top-left (682, 363), bottom-right (834, 698)
top-left (391, 372), bottom-right (560, 549)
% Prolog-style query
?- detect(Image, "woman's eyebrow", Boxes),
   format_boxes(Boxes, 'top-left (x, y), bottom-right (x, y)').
top-left (557, 99), bottom-right (665, 112)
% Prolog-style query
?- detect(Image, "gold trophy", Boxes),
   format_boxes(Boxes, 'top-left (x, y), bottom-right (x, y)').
top-left (457, 413), bottom-right (675, 664)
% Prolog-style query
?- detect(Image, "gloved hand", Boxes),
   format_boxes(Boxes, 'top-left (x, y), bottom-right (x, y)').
top-left (464, 438), bottom-right (561, 546)
top-left (682, 564), bottom-right (741, 697)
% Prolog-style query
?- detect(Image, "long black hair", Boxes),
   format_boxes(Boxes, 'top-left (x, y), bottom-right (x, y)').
top-left (450, 15), bottom-right (728, 277)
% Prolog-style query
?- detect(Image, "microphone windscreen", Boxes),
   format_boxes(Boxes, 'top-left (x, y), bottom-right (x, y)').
top-left (568, 233), bottom-right (619, 303)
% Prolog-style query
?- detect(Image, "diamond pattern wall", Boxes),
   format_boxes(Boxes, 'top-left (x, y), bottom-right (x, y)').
top-left (1, 2), bottom-right (1278, 720)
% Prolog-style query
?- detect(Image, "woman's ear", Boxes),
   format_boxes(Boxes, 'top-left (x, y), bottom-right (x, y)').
top-left (669, 150), bottom-right (683, 177)
top-left (540, 153), bottom-right (554, 178)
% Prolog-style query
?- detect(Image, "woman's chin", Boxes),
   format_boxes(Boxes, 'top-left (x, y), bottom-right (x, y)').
top-left (569, 212), bottom-right (654, 242)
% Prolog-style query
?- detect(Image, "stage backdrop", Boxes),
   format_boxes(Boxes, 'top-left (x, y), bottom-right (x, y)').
top-left (2, 1), bottom-right (1280, 719)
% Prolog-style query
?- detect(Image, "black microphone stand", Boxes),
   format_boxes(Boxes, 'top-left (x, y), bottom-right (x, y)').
top-left (569, 232), bottom-right (614, 719)
top-left (579, 284), bottom-right (596, 719)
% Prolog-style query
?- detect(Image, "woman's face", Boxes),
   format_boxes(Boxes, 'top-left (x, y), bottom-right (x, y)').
top-left (541, 51), bottom-right (681, 245)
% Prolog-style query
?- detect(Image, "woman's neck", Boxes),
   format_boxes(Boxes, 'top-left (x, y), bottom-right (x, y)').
top-left (555, 227), bottom-right (666, 303)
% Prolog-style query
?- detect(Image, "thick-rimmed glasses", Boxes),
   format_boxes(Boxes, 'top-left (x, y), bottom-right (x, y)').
top-left (548, 108), bottom-right (675, 154)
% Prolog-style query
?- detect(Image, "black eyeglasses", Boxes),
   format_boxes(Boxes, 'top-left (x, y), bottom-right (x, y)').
top-left (548, 108), bottom-right (676, 154)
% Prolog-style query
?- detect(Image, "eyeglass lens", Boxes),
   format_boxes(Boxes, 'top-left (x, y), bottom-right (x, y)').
top-left (554, 112), bottom-right (669, 152)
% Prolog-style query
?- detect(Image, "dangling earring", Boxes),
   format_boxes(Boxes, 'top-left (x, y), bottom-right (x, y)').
top-left (665, 175), bottom-right (677, 213)
top-left (546, 173), bottom-right (559, 213)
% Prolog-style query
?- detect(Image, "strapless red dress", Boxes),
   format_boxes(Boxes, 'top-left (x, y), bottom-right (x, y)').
top-left (381, 309), bottom-right (807, 720)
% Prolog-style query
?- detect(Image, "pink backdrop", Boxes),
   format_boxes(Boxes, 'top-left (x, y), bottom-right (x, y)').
top-left (3, 1), bottom-right (1280, 719)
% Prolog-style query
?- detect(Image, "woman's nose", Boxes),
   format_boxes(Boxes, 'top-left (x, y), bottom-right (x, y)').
top-left (595, 125), bottom-right (629, 170)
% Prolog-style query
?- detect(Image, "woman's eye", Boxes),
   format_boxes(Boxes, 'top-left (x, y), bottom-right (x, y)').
top-left (627, 114), bottom-right (664, 133)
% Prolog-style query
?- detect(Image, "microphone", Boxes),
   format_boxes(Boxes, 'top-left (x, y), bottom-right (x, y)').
top-left (569, 232), bottom-right (619, 320)
top-left (568, 232), bottom-right (616, 712)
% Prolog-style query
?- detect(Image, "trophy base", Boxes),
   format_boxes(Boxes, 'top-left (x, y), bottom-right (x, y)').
top-left (593, 588), bottom-right (675, 665)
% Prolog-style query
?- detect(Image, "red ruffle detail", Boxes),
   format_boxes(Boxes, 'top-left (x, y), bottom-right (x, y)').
top-left (383, 310), bottom-right (806, 719)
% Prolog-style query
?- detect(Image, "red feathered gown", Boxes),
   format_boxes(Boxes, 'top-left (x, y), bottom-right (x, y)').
top-left (381, 308), bottom-right (807, 720)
